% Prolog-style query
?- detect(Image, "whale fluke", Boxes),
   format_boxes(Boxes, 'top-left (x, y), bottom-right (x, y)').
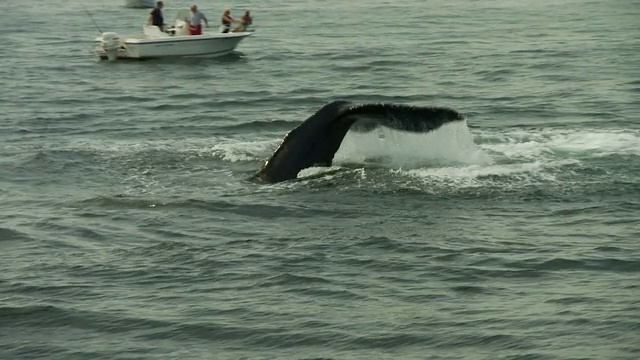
top-left (256, 100), bottom-right (465, 183)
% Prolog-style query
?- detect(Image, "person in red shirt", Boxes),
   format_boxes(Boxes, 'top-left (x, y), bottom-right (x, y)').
top-left (188, 4), bottom-right (209, 35)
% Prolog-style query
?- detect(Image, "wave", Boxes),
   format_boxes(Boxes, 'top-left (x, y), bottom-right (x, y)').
top-left (0, 304), bottom-right (63, 319)
top-left (0, 227), bottom-right (33, 242)
top-left (219, 119), bottom-right (301, 132)
top-left (76, 195), bottom-right (360, 222)
top-left (507, 257), bottom-right (640, 273)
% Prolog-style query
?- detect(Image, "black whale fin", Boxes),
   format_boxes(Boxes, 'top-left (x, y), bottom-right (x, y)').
top-left (349, 103), bottom-right (465, 133)
top-left (256, 101), bottom-right (465, 183)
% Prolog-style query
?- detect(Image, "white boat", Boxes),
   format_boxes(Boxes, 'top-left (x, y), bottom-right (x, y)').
top-left (124, 0), bottom-right (155, 8)
top-left (94, 10), bottom-right (252, 60)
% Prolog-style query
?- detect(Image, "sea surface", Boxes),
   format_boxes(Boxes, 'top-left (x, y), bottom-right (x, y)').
top-left (1, 0), bottom-right (639, 359)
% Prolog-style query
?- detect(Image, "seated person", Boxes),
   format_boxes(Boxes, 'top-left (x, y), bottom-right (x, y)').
top-left (147, 1), bottom-right (165, 31)
top-left (233, 10), bottom-right (253, 32)
top-left (220, 8), bottom-right (241, 33)
top-left (188, 4), bottom-right (209, 35)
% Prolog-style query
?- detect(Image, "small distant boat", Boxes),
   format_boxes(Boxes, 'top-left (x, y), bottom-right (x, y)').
top-left (124, 0), bottom-right (155, 8)
top-left (93, 9), bottom-right (252, 60)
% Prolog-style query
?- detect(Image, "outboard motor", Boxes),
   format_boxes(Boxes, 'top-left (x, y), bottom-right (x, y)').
top-left (100, 32), bottom-right (121, 61)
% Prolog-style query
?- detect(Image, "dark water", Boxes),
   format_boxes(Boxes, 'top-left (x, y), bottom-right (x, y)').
top-left (1, 0), bottom-right (639, 359)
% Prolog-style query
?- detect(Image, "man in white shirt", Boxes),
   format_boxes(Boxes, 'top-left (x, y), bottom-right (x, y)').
top-left (188, 4), bottom-right (209, 35)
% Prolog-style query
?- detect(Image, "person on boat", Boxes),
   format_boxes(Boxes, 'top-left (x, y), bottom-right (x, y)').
top-left (147, 1), bottom-right (165, 31)
top-left (188, 4), bottom-right (209, 35)
top-left (232, 10), bottom-right (253, 32)
top-left (220, 8), bottom-right (241, 33)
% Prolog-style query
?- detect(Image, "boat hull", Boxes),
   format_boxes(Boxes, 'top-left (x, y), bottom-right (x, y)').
top-left (94, 32), bottom-right (252, 60)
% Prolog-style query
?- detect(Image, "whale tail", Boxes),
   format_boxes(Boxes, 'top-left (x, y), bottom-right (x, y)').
top-left (349, 103), bottom-right (465, 133)
top-left (256, 100), bottom-right (466, 183)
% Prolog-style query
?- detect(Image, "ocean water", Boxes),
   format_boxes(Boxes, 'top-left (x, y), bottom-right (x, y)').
top-left (1, 0), bottom-right (639, 359)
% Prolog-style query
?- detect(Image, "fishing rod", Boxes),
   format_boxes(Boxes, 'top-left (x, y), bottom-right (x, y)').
top-left (83, 5), bottom-right (103, 34)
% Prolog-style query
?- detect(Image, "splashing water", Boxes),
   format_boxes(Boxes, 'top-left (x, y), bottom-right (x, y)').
top-left (335, 121), bottom-right (490, 168)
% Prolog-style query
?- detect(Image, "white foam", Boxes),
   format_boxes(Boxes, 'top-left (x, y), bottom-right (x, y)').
top-left (397, 158), bottom-right (580, 188)
top-left (546, 131), bottom-right (640, 156)
top-left (49, 137), bottom-right (278, 163)
top-left (377, 126), bottom-right (640, 190)
top-left (326, 122), bottom-right (640, 189)
top-left (478, 128), bottom-right (640, 159)
top-left (297, 166), bottom-right (344, 180)
top-left (210, 139), bottom-right (278, 162)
